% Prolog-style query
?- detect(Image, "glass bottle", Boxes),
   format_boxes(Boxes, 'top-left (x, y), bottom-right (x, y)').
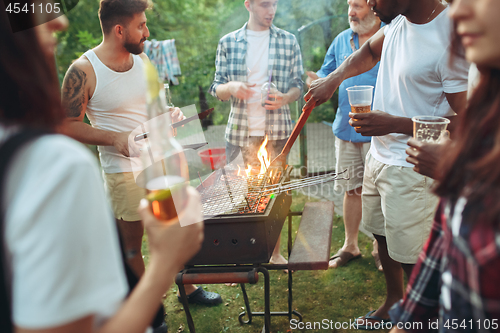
top-left (261, 82), bottom-right (277, 107)
top-left (164, 83), bottom-right (175, 110)
top-left (164, 83), bottom-right (177, 136)
top-left (141, 62), bottom-right (188, 223)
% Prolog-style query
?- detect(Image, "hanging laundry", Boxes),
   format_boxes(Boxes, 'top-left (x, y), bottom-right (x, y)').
top-left (143, 39), bottom-right (182, 85)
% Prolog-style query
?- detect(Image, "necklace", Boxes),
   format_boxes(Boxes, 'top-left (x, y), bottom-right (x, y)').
top-left (426, 1), bottom-right (441, 23)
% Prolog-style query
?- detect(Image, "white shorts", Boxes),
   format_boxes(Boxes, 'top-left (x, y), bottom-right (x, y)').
top-left (103, 172), bottom-right (146, 222)
top-left (361, 152), bottom-right (438, 264)
top-left (334, 137), bottom-right (371, 193)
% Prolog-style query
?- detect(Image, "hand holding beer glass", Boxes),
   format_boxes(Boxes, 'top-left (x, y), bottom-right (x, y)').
top-left (412, 116), bottom-right (450, 142)
top-left (347, 85), bottom-right (374, 128)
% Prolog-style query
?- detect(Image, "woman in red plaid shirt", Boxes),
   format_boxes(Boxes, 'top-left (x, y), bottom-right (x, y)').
top-left (390, 0), bottom-right (500, 332)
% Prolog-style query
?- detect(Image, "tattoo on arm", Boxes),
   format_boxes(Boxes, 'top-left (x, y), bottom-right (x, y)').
top-left (62, 66), bottom-right (87, 118)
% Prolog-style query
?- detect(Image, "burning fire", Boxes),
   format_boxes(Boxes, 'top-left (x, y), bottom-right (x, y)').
top-left (257, 136), bottom-right (270, 174)
top-left (241, 136), bottom-right (271, 178)
top-left (245, 164), bottom-right (252, 177)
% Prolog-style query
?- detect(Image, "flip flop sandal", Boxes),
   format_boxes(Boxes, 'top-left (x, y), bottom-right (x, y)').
top-left (177, 286), bottom-right (223, 305)
top-left (152, 322), bottom-right (168, 333)
top-left (355, 310), bottom-right (391, 330)
top-left (329, 250), bottom-right (361, 268)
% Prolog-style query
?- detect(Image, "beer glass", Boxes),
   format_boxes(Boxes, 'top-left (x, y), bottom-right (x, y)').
top-left (346, 85), bottom-right (374, 115)
top-left (412, 116), bottom-right (450, 142)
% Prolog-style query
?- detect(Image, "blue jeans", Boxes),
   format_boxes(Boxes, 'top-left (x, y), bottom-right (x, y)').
top-left (226, 137), bottom-right (287, 167)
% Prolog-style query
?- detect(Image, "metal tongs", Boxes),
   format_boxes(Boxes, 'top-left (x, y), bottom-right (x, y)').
top-left (268, 100), bottom-right (316, 168)
top-left (134, 107), bottom-right (214, 142)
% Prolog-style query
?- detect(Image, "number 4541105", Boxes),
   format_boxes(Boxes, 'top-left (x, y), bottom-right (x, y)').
top-left (5, 2), bottom-right (61, 14)
top-left (444, 319), bottom-right (498, 330)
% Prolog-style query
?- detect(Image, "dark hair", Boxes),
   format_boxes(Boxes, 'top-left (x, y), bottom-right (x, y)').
top-left (99, 0), bottom-right (151, 35)
top-left (434, 69), bottom-right (500, 221)
top-left (435, 11), bottom-right (500, 222)
top-left (0, 6), bottom-right (63, 130)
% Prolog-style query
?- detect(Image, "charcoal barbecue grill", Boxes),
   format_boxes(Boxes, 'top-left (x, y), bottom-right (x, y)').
top-left (178, 100), bottom-right (348, 333)
top-left (187, 166), bottom-right (347, 265)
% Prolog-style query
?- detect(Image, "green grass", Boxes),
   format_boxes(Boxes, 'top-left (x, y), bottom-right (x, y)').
top-left (142, 191), bottom-right (389, 333)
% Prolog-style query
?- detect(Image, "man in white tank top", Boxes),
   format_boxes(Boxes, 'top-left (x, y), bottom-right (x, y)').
top-left (305, 0), bottom-right (468, 328)
top-left (60, 0), bottom-right (221, 312)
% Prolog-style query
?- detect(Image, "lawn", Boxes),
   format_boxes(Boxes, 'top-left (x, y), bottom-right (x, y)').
top-left (143, 190), bottom-right (390, 333)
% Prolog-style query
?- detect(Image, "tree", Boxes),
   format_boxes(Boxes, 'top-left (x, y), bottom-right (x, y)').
top-left (56, 0), bottom-right (349, 124)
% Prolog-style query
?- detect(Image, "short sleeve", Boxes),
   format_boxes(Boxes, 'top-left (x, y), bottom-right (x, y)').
top-left (438, 48), bottom-right (469, 94)
top-left (5, 135), bottom-right (128, 329)
top-left (384, 15), bottom-right (403, 36)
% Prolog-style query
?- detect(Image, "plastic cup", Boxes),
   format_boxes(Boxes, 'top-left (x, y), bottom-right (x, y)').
top-left (346, 85), bottom-right (374, 114)
top-left (412, 116), bottom-right (450, 142)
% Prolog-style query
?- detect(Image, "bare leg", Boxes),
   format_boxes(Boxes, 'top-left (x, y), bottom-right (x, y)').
top-left (357, 234), bottom-right (404, 325)
top-left (269, 237), bottom-right (287, 265)
top-left (116, 219), bottom-right (145, 277)
top-left (330, 187), bottom-right (362, 268)
top-left (371, 239), bottom-right (383, 271)
top-left (401, 263), bottom-right (414, 279)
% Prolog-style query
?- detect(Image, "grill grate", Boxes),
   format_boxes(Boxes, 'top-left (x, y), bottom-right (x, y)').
top-left (198, 167), bottom-right (348, 217)
top-left (199, 168), bottom-right (283, 216)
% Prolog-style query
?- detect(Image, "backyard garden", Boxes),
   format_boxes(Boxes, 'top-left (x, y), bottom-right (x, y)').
top-left (57, 1), bottom-right (393, 332)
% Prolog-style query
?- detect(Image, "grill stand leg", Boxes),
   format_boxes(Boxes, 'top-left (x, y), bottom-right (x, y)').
top-left (287, 212), bottom-right (303, 323)
top-left (238, 283), bottom-right (253, 324)
top-left (288, 214), bottom-right (293, 320)
top-left (234, 267), bottom-right (270, 332)
top-left (175, 272), bottom-right (196, 333)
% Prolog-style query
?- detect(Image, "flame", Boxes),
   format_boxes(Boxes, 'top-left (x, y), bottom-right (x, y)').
top-left (237, 165), bottom-right (241, 177)
top-left (257, 136), bottom-right (270, 174)
top-left (245, 164), bottom-right (252, 177)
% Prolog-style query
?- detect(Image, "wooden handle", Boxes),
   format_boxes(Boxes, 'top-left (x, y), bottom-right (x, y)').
top-left (280, 100), bottom-right (316, 156)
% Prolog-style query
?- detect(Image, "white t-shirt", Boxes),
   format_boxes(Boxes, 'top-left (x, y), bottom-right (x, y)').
top-left (246, 29), bottom-right (270, 136)
top-left (1, 128), bottom-right (128, 329)
top-left (371, 8), bottom-right (469, 167)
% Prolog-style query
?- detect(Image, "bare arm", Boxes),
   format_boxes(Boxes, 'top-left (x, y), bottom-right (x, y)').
top-left (16, 188), bottom-right (204, 333)
top-left (348, 89), bottom-right (468, 138)
top-left (349, 110), bottom-right (414, 136)
top-left (304, 26), bottom-right (385, 108)
top-left (60, 60), bottom-right (132, 157)
top-left (444, 91), bottom-right (467, 136)
top-left (215, 81), bottom-right (256, 101)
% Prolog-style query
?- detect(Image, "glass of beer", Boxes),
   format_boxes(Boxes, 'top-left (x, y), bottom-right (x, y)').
top-left (346, 85), bottom-right (374, 117)
top-left (412, 116), bottom-right (450, 143)
top-left (146, 173), bottom-right (188, 223)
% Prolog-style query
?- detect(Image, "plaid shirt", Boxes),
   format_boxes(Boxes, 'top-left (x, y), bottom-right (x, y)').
top-left (209, 23), bottom-right (304, 147)
top-left (389, 198), bottom-right (500, 332)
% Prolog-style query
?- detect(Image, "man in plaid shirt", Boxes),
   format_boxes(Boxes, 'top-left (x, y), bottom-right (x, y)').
top-left (209, 0), bottom-right (304, 168)
top-left (209, 0), bottom-right (303, 266)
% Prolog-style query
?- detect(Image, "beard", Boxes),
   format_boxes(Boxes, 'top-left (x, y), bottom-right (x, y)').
top-left (349, 14), bottom-right (378, 35)
top-left (124, 34), bottom-right (146, 55)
